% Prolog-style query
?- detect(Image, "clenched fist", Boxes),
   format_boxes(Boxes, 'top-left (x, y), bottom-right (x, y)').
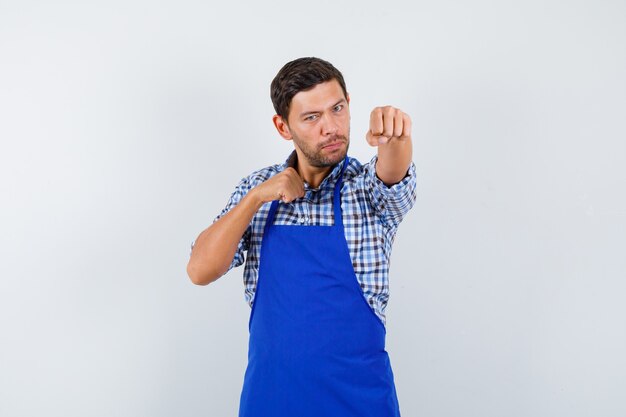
top-left (366, 106), bottom-right (412, 146)
top-left (251, 167), bottom-right (305, 204)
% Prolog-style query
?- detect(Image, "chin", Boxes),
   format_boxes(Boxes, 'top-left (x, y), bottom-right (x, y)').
top-left (307, 142), bottom-right (350, 167)
top-left (335, 142), bottom-right (349, 160)
top-left (329, 148), bottom-right (348, 166)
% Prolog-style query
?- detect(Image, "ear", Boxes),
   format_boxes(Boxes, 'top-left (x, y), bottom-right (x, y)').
top-left (272, 114), bottom-right (292, 141)
top-left (346, 92), bottom-right (350, 104)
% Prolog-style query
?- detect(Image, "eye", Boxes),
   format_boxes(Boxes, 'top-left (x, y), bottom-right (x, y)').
top-left (304, 114), bottom-right (318, 121)
top-left (333, 104), bottom-right (344, 112)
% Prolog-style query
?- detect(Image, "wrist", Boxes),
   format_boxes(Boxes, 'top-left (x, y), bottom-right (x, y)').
top-left (244, 187), bottom-right (267, 210)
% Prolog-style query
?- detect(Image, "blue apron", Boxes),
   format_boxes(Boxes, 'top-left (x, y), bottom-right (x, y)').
top-left (239, 157), bottom-right (401, 417)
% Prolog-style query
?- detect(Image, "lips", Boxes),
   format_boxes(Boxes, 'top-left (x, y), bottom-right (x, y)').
top-left (322, 140), bottom-right (344, 150)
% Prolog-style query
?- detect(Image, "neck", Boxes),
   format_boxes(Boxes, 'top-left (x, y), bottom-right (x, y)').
top-left (289, 150), bottom-right (335, 189)
top-left (299, 165), bottom-right (333, 189)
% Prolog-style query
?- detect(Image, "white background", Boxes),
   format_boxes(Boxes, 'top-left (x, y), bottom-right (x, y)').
top-left (1, 0), bottom-right (625, 416)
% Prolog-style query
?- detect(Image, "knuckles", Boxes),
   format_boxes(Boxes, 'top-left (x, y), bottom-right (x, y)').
top-left (372, 105), bottom-right (402, 115)
top-left (369, 105), bottom-right (411, 139)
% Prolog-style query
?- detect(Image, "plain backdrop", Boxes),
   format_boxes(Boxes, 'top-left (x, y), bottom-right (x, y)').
top-left (1, 0), bottom-right (625, 416)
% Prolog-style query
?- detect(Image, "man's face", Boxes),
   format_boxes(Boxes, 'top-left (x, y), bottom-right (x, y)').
top-left (285, 79), bottom-right (351, 168)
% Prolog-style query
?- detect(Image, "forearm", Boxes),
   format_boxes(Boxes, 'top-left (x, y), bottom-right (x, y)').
top-left (376, 136), bottom-right (413, 186)
top-left (187, 190), bottom-right (264, 285)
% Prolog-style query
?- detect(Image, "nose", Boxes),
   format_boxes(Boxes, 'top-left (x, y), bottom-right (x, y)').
top-left (320, 112), bottom-right (339, 136)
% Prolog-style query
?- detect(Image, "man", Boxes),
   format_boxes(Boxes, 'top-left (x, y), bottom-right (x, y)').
top-left (187, 57), bottom-right (416, 417)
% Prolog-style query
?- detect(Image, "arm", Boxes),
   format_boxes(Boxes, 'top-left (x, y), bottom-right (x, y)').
top-left (366, 106), bottom-right (413, 186)
top-left (187, 167), bottom-right (304, 286)
top-left (187, 191), bottom-right (262, 286)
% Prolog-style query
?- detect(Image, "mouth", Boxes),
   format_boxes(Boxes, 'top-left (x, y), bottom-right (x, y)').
top-left (322, 139), bottom-right (345, 151)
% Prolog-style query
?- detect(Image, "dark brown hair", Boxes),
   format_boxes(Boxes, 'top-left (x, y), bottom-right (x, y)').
top-left (270, 57), bottom-right (347, 122)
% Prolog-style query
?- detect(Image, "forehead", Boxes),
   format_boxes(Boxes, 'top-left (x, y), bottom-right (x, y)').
top-left (289, 79), bottom-right (346, 113)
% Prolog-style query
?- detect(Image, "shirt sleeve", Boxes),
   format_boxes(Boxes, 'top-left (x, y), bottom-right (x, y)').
top-left (189, 176), bottom-right (252, 274)
top-left (363, 155), bottom-right (417, 229)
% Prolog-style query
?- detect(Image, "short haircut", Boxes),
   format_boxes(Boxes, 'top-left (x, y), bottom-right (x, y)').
top-left (270, 57), bottom-right (348, 122)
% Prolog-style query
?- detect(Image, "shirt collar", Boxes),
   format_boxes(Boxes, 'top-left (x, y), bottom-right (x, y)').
top-left (281, 150), bottom-right (346, 191)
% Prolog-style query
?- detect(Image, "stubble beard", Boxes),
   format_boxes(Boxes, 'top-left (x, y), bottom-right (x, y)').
top-left (292, 128), bottom-right (351, 168)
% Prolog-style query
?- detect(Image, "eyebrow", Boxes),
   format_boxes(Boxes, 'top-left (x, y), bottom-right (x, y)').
top-left (299, 98), bottom-right (347, 118)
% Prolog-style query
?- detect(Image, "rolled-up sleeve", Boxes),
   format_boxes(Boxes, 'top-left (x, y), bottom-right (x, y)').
top-left (363, 155), bottom-right (417, 229)
top-left (189, 177), bottom-right (252, 273)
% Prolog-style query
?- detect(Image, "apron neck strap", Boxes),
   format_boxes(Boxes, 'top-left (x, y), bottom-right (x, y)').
top-left (332, 156), bottom-right (348, 229)
top-left (264, 156), bottom-right (349, 232)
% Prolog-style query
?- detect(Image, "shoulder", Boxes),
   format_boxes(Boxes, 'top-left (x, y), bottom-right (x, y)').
top-left (235, 161), bottom-right (285, 189)
top-left (217, 160), bottom-right (285, 218)
top-left (340, 155), bottom-right (373, 183)
top-left (343, 155), bottom-right (416, 188)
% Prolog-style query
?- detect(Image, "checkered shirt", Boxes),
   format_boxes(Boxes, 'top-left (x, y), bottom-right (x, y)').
top-left (195, 151), bottom-right (417, 326)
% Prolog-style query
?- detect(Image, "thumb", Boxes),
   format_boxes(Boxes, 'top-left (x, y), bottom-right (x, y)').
top-left (366, 130), bottom-right (390, 146)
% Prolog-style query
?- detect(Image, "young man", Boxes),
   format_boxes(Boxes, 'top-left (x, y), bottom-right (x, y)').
top-left (187, 57), bottom-right (416, 416)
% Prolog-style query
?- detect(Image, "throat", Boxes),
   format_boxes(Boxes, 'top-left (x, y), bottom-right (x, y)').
top-left (299, 166), bottom-right (333, 189)
top-left (288, 149), bottom-right (340, 189)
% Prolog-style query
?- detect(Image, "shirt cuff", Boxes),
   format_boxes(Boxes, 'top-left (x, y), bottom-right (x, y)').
top-left (368, 155), bottom-right (416, 196)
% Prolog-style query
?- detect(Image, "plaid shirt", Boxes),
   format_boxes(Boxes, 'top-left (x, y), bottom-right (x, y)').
top-left (197, 151), bottom-right (417, 326)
